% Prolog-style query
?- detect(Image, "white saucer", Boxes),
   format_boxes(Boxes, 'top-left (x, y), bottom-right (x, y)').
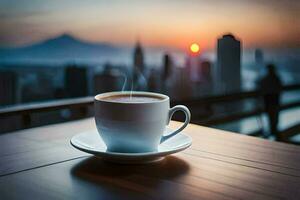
top-left (70, 128), bottom-right (192, 164)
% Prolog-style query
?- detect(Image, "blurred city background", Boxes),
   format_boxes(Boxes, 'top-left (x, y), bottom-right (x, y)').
top-left (0, 0), bottom-right (300, 143)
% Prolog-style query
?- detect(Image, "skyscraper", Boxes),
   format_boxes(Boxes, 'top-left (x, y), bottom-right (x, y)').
top-left (255, 49), bottom-right (264, 66)
top-left (216, 34), bottom-right (241, 93)
top-left (0, 70), bottom-right (17, 106)
top-left (162, 53), bottom-right (172, 81)
top-left (93, 65), bottom-right (123, 94)
top-left (200, 61), bottom-right (212, 83)
top-left (64, 65), bottom-right (88, 97)
top-left (133, 42), bottom-right (145, 90)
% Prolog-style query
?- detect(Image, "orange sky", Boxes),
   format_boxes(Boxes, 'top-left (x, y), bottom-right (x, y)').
top-left (0, 0), bottom-right (299, 49)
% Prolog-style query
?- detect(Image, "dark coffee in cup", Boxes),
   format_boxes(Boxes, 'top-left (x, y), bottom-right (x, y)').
top-left (101, 94), bottom-right (163, 103)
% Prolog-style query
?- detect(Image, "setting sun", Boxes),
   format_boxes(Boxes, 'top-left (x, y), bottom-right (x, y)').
top-left (190, 43), bottom-right (200, 53)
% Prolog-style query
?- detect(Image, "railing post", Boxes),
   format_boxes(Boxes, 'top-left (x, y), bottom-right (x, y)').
top-left (22, 113), bottom-right (31, 129)
top-left (79, 106), bottom-right (88, 118)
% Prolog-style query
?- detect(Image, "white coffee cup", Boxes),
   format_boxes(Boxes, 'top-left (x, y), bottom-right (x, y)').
top-left (94, 91), bottom-right (191, 153)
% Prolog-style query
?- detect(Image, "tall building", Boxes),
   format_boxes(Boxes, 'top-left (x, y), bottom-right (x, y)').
top-left (0, 70), bottom-right (17, 106)
top-left (162, 53), bottom-right (172, 81)
top-left (216, 34), bottom-right (241, 93)
top-left (199, 60), bottom-right (213, 95)
top-left (255, 49), bottom-right (264, 66)
top-left (148, 69), bottom-right (159, 92)
top-left (200, 60), bottom-right (212, 83)
top-left (185, 57), bottom-right (192, 80)
top-left (93, 65), bottom-right (124, 94)
top-left (133, 42), bottom-right (144, 72)
top-left (21, 72), bottom-right (55, 103)
top-left (64, 65), bottom-right (88, 97)
top-left (132, 42), bottom-right (145, 90)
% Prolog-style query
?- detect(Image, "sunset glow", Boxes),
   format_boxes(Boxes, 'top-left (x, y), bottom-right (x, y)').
top-left (0, 0), bottom-right (299, 49)
top-left (190, 43), bottom-right (200, 53)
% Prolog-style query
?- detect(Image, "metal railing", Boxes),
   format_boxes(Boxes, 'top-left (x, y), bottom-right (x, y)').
top-left (1, 84), bottom-right (300, 142)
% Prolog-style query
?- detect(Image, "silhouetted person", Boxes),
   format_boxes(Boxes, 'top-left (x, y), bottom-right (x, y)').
top-left (259, 64), bottom-right (282, 139)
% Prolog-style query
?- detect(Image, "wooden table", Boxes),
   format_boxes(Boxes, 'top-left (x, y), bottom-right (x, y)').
top-left (0, 118), bottom-right (300, 200)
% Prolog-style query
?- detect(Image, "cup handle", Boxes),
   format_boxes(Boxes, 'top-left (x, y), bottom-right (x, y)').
top-left (160, 105), bottom-right (191, 143)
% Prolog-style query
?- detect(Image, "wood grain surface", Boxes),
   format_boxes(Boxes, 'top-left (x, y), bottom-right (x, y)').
top-left (0, 118), bottom-right (299, 200)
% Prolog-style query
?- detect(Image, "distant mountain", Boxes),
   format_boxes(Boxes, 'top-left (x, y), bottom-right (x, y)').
top-left (0, 34), bottom-right (123, 64)
top-left (0, 34), bottom-right (188, 66)
top-left (3, 33), bottom-right (298, 69)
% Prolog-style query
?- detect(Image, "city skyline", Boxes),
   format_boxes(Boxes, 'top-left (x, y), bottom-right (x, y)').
top-left (0, 0), bottom-right (299, 50)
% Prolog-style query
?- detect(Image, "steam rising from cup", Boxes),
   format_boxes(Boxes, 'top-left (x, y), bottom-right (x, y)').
top-left (121, 67), bottom-right (148, 99)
